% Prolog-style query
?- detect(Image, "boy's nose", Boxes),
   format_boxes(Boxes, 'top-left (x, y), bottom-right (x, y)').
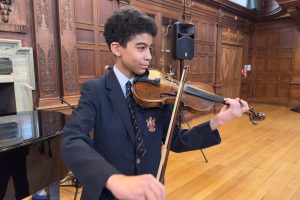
top-left (145, 48), bottom-right (152, 60)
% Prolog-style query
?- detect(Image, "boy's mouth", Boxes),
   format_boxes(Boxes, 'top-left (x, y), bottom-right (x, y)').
top-left (140, 65), bottom-right (149, 69)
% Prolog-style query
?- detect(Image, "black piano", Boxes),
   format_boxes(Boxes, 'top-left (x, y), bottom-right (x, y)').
top-left (0, 110), bottom-right (68, 200)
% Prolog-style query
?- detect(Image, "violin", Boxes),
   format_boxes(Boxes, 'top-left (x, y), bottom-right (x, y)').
top-left (134, 67), bottom-right (266, 183)
top-left (133, 68), bottom-right (266, 125)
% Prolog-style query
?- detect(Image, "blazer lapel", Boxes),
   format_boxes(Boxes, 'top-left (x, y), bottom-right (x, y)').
top-left (105, 69), bottom-right (136, 145)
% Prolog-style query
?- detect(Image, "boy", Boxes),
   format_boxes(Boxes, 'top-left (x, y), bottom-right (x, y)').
top-left (61, 7), bottom-right (249, 200)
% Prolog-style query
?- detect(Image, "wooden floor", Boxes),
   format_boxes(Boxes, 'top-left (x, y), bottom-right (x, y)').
top-left (24, 103), bottom-right (300, 200)
top-left (165, 103), bottom-right (300, 200)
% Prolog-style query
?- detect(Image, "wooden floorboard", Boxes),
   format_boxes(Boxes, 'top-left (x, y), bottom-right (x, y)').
top-left (23, 103), bottom-right (300, 200)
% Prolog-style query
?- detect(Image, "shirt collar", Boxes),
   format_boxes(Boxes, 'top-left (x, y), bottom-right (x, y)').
top-left (113, 66), bottom-right (134, 96)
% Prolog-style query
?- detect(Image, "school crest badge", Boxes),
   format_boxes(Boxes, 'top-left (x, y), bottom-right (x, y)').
top-left (146, 117), bottom-right (156, 132)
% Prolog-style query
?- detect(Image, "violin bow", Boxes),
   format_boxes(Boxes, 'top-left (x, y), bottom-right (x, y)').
top-left (156, 66), bottom-right (189, 183)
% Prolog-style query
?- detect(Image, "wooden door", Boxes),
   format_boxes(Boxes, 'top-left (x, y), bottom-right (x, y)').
top-left (220, 44), bottom-right (243, 98)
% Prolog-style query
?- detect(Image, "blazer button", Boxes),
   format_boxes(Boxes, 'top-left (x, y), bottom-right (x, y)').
top-left (136, 158), bottom-right (141, 164)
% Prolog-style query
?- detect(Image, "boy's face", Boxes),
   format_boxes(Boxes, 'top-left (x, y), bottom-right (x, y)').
top-left (114, 33), bottom-right (153, 78)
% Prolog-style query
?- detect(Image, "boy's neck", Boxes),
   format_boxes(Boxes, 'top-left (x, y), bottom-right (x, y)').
top-left (114, 63), bottom-right (134, 79)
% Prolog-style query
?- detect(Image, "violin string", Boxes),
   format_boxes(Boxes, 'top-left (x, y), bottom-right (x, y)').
top-left (184, 85), bottom-right (225, 104)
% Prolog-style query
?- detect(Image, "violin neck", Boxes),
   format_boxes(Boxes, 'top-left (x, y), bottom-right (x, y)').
top-left (184, 85), bottom-right (226, 105)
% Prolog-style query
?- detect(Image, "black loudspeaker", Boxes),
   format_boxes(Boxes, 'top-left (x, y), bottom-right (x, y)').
top-left (172, 22), bottom-right (195, 60)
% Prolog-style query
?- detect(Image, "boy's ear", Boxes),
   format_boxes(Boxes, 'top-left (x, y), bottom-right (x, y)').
top-left (110, 42), bottom-right (121, 56)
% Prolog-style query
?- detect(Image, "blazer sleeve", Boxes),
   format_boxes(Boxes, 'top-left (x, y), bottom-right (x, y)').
top-left (61, 81), bottom-right (120, 200)
top-left (162, 105), bottom-right (221, 153)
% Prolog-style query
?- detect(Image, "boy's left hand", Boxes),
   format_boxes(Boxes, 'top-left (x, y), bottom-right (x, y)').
top-left (210, 98), bottom-right (249, 130)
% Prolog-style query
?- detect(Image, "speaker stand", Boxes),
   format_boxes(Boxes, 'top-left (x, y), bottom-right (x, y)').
top-left (179, 59), bottom-right (184, 76)
top-left (180, 111), bottom-right (208, 163)
top-left (178, 59), bottom-right (208, 163)
top-left (177, 58), bottom-right (184, 127)
top-left (291, 107), bottom-right (300, 113)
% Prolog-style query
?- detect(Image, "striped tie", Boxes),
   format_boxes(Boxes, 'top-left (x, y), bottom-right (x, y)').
top-left (126, 81), bottom-right (146, 164)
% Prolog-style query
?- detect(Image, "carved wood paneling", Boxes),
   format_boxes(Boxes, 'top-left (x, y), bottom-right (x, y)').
top-left (0, 0), bottom-right (25, 24)
top-left (0, 0), bottom-right (13, 23)
top-left (61, 0), bottom-right (75, 33)
top-left (33, 0), bottom-right (60, 108)
top-left (0, 0), bottom-right (26, 33)
top-left (222, 28), bottom-right (244, 46)
top-left (36, 0), bottom-right (50, 29)
top-left (58, 0), bottom-right (79, 100)
top-left (62, 45), bottom-right (78, 92)
top-left (37, 44), bottom-right (57, 96)
top-left (40, 110), bottom-right (64, 135)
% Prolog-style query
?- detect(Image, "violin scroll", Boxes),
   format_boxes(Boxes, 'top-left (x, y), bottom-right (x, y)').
top-left (248, 107), bottom-right (266, 125)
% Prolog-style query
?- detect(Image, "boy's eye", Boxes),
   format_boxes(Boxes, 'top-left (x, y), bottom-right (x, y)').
top-left (137, 46), bottom-right (145, 51)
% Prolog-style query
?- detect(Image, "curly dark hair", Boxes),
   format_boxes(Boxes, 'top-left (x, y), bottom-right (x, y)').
top-left (104, 6), bottom-right (157, 50)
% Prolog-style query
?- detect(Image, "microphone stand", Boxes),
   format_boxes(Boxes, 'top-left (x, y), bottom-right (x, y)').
top-left (58, 97), bottom-right (82, 200)
top-left (59, 97), bottom-right (76, 110)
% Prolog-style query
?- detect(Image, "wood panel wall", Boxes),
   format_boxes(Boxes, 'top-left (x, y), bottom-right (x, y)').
top-left (0, 0), bottom-right (299, 110)
top-left (74, 0), bottom-right (118, 88)
top-left (291, 27), bottom-right (300, 107)
top-left (241, 20), bottom-right (300, 106)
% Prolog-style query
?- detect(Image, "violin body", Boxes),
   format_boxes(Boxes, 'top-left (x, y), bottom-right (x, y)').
top-left (133, 69), bottom-right (215, 115)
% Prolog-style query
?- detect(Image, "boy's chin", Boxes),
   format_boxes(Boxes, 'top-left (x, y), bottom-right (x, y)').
top-left (135, 69), bottom-right (149, 77)
top-left (136, 69), bottom-right (147, 75)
